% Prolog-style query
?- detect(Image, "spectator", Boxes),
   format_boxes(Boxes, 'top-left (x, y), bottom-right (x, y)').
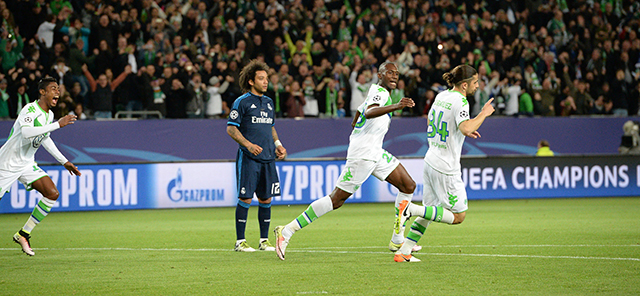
top-left (591, 95), bottom-right (614, 115)
top-left (533, 78), bottom-right (559, 116)
top-left (536, 140), bottom-right (555, 156)
top-left (609, 69), bottom-right (630, 116)
top-left (285, 80), bottom-right (305, 118)
top-left (501, 67), bottom-right (523, 116)
top-left (82, 63), bottom-right (131, 119)
top-left (265, 72), bottom-right (286, 118)
top-left (69, 102), bottom-right (87, 120)
top-left (301, 76), bottom-right (318, 117)
top-left (560, 65), bottom-right (593, 115)
top-left (0, 28), bottom-right (23, 72)
top-left (0, 78), bottom-right (8, 119)
top-left (68, 38), bottom-right (97, 98)
top-left (186, 73), bottom-right (206, 118)
top-left (164, 78), bottom-right (189, 119)
top-left (205, 75), bottom-right (230, 119)
top-left (1, 0), bottom-right (638, 121)
top-left (348, 62), bottom-right (378, 116)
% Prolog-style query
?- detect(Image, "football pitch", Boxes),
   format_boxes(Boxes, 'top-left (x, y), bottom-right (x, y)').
top-left (0, 197), bottom-right (638, 295)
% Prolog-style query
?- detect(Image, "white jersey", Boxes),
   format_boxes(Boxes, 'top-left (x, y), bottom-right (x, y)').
top-left (0, 101), bottom-right (58, 171)
top-left (424, 89), bottom-right (470, 174)
top-left (346, 84), bottom-right (392, 161)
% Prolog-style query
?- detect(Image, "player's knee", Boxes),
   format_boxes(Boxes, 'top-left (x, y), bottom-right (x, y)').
top-left (452, 212), bottom-right (466, 224)
top-left (332, 199), bottom-right (345, 209)
top-left (405, 179), bottom-right (416, 193)
top-left (45, 188), bottom-right (60, 200)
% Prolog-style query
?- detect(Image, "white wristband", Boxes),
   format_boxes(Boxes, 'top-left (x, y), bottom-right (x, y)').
top-left (274, 140), bottom-right (282, 147)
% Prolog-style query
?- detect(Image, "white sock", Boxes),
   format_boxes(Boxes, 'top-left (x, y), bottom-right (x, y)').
top-left (408, 204), bottom-right (455, 224)
top-left (398, 218), bottom-right (431, 255)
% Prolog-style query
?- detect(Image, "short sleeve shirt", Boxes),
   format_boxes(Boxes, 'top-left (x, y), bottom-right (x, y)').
top-left (227, 92), bottom-right (276, 163)
top-left (424, 89), bottom-right (470, 174)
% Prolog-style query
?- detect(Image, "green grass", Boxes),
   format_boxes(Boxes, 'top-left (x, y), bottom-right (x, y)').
top-left (1, 197), bottom-right (639, 295)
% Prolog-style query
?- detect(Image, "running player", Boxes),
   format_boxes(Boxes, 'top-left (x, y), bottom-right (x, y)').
top-left (0, 77), bottom-right (81, 256)
top-left (274, 62), bottom-right (417, 260)
top-left (393, 64), bottom-right (495, 262)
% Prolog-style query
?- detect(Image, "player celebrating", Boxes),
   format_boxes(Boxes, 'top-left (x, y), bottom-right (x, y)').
top-left (393, 64), bottom-right (495, 262)
top-left (0, 77), bottom-right (81, 256)
top-left (227, 60), bottom-right (287, 252)
top-left (274, 62), bottom-right (417, 260)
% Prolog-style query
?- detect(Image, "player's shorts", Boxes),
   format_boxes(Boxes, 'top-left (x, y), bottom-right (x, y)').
top-left (236, 150), bottom-right (280, 200)
top-left (0, 164), bottom-right (49, 198)
top-left (336, 149), bottom-right (400, 194)
top-left (422, 161), bottom-right (468, 213)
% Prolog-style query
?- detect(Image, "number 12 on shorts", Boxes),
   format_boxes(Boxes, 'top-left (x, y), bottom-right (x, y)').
top-left (271, 183), bottom-right (280, 195)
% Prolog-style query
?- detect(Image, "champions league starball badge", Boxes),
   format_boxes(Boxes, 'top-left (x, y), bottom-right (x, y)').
top-left (230, 110), bottom-right (239, 120)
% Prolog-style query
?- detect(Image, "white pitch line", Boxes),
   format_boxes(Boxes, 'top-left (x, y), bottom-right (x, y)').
top-left (0, 246), bottom-right (639, 261)
top-left (294, 244), bottom-right (640, 249)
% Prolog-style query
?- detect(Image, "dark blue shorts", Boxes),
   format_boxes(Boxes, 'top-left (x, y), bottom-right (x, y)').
top-left (236, 150), bottom-right (280, 200)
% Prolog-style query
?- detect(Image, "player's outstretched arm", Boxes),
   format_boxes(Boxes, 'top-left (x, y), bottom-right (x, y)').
top-left (460, 98), bottom-right (495, 138)
top-left (57, 114), bottom-right (77, 128)
top-left (63, 162), bottom-right (81, 176)
top-left (21, 114), bottom-right (76, 138)
top-left (364, 97), bottom-right (415, 119)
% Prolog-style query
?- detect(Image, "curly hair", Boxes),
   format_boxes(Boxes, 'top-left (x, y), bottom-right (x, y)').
top-left (239, 60), bottom-right (270, 92)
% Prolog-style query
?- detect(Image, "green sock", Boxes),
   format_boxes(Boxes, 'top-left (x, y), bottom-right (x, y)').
top-left (22, 197), bottom-right (55, 233)
top-left (284, 196), bottom-right (333, 239)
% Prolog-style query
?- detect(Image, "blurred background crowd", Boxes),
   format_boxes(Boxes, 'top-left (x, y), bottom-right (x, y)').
top-left (0, 0), bottom-right (639, 120)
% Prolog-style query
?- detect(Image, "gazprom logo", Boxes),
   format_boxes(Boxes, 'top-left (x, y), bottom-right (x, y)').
top-left (167, 168), bottom-right (225, 202)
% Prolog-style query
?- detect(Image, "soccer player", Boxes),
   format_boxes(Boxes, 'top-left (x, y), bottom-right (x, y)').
top-left (393, 64), bottom-right (495, 262)
top-left (274, 62), bottom-right (417, 260)
top-left (0, 77), bottom-right (81, 256)
top-left (227, 60), bottom-right (287, 252)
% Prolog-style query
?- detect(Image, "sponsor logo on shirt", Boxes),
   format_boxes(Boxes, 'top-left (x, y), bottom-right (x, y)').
top-left (32, 134), bottom-right (46, 149)
top-left (250, 104), bottom-right (257, 108)
top-left (252, 111), bottom-right (273, 124)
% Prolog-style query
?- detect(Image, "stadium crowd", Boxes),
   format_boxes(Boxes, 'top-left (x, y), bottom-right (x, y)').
top-left (0, 0), bottom-right (638, 120)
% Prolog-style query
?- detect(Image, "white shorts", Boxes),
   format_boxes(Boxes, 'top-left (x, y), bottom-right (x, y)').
top-left (336, 150), bottom-right (400, 194)
top-left (0, 164), bottom-right (49, 198)
top-left (422, 161), bottom-right (468, 213)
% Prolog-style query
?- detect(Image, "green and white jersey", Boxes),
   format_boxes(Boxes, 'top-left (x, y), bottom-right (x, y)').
top-left (424, 89), bottom-right (470, 175)
top-left (0, 101), bottom-right (57, 171)
top-left (347, 84), bottom-right (393, 161)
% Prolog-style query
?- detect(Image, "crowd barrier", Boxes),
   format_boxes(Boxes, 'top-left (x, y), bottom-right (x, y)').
top-left (0, 116), bottom-right (637, 164)
top-left (1, 155), bottom-right (637, 214)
